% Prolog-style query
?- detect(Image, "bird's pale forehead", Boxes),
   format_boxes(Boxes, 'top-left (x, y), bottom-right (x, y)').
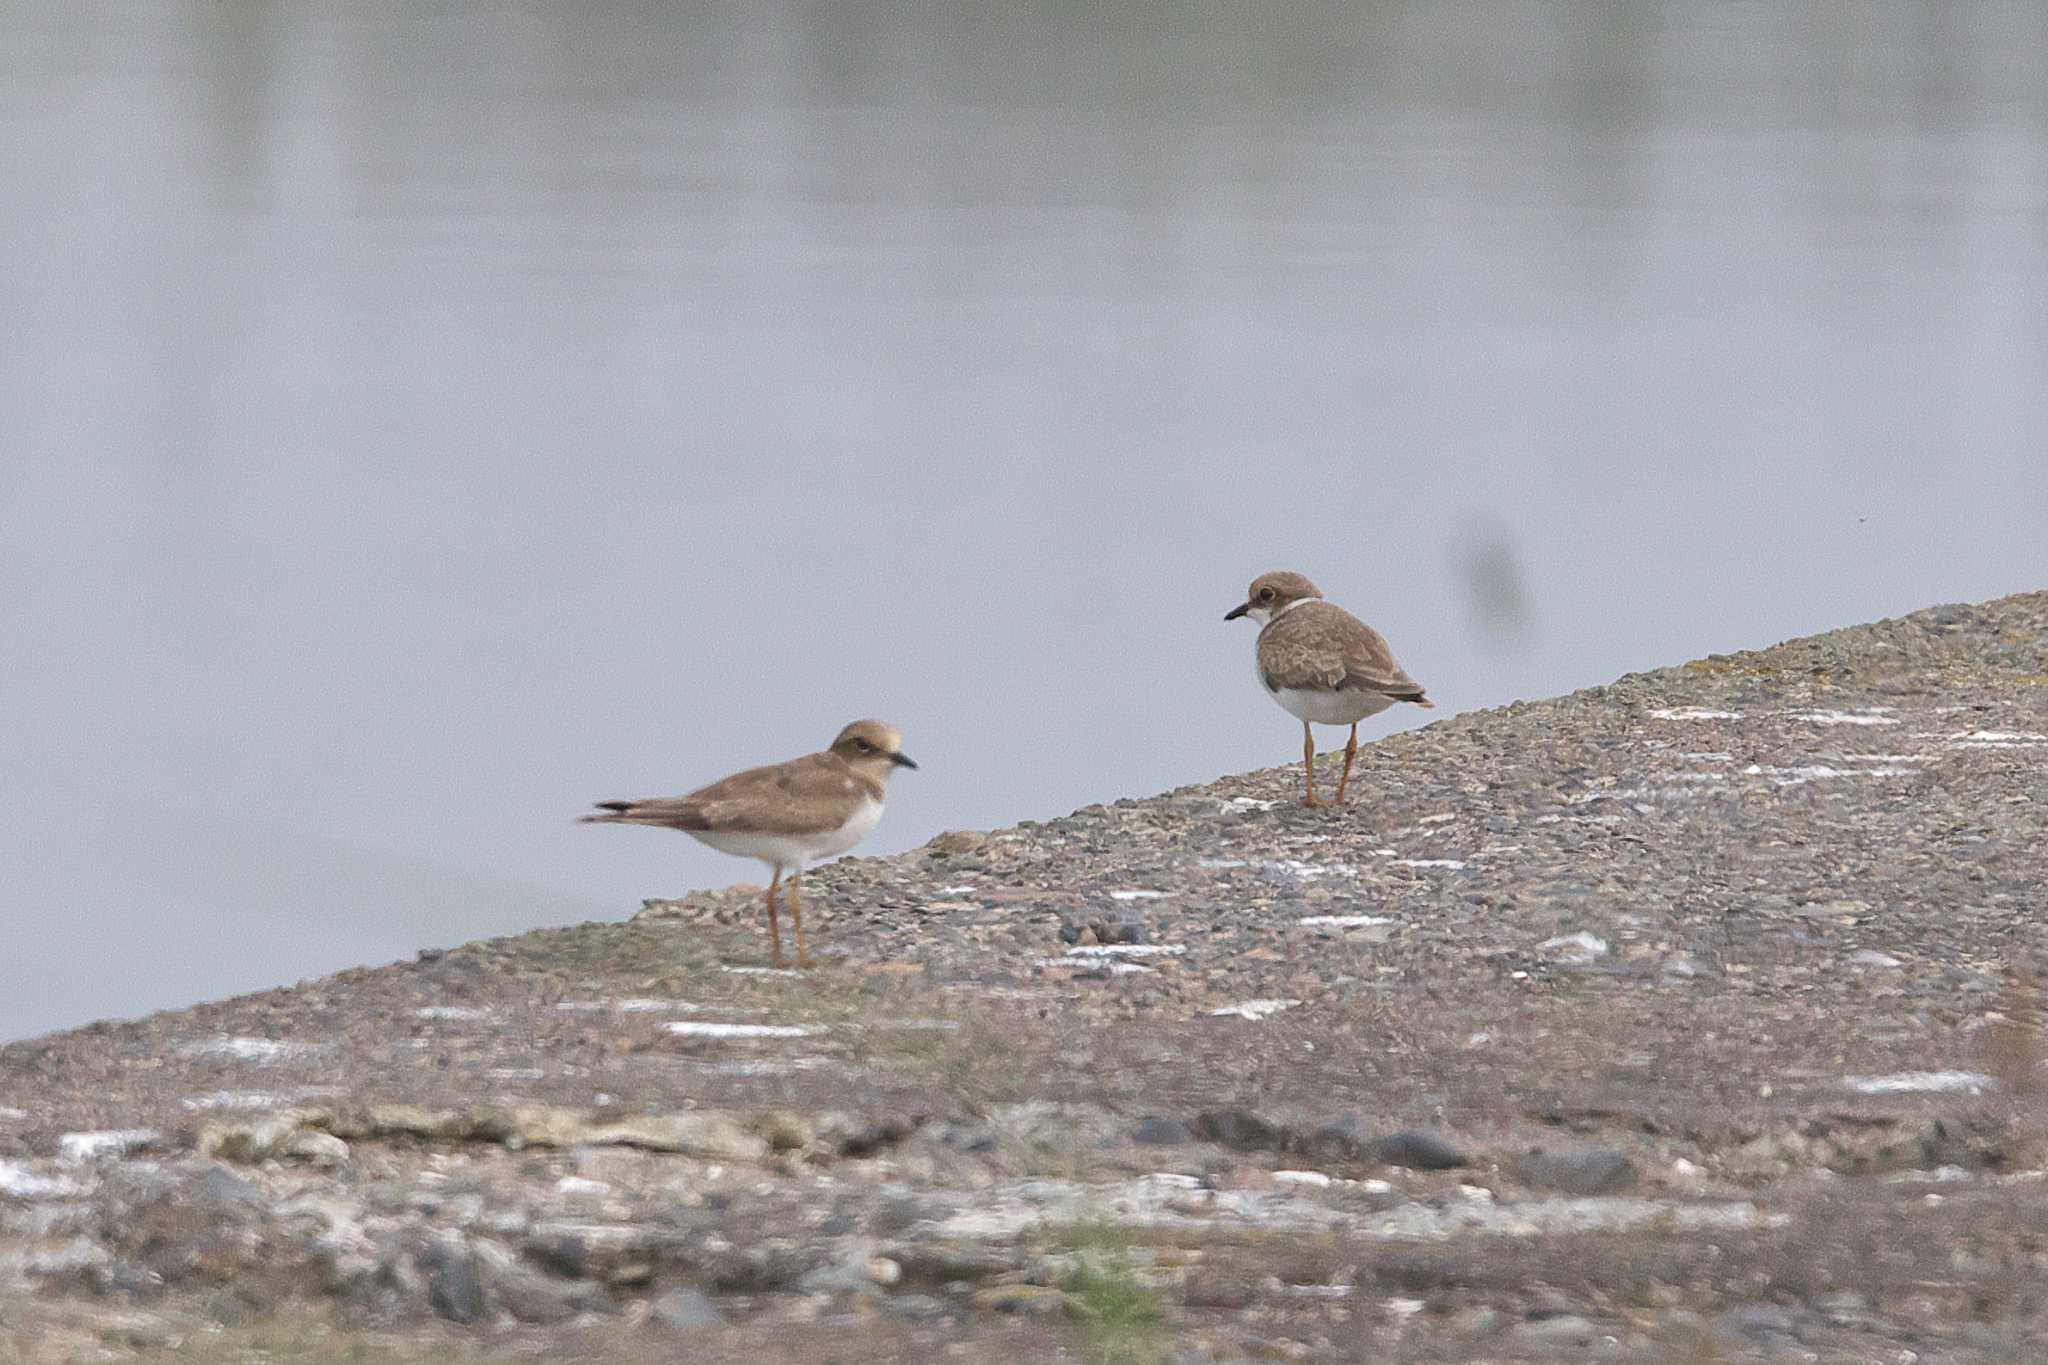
top-left (837, 720), bottom-right (902, 749)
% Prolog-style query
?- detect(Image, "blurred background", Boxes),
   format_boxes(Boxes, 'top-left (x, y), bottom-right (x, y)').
top-left (3, 1), bottom-right (2044, 1042)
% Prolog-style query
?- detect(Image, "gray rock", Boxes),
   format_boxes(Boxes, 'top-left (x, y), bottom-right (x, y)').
top-left (1375, 1130), bottom-right (1468, 1170)
top-left (199, 1165), bottom-right (266, 1207)
top-left (1511, 1148), bottom-right (1638, 1195)
top-left (1716, 1303), bottom-right (1801, 1341)
top-left (1192, 1109), bottom-right (1281, 1151)
top-left (493, 1267), bottom-right (606, 1324)
top-left (420, 1244), bottom-right (486, 1324)
top-left (1511, 1313), bottom-right (1597, 1344)
top-left (1132, 1116), bottom-right (1192, 1145)
top-left (649, 1285), bottom-right (727, 1330)
top-left (1300, 1112), bottom-right (1370, 1161)
top-left (882, 1292), bottom-right (951, 1322)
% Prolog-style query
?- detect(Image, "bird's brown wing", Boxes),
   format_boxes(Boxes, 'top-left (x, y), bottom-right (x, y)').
top-left (1260, 603), bottom-right (1431, 704)
top-left (584, 754), bottom-right (874, 835)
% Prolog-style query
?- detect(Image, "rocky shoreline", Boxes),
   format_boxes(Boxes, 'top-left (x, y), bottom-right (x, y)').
top-left (3, 592), bottom-right (2046, 1363)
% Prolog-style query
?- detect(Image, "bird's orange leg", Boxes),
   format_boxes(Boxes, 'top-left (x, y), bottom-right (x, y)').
top-left (787, 872), bottom-right (813, 969)
top-left (764, 871), bottom-right (787, 968)
top-left (1334, 724), bottom-right (1360, 804)
top-left (1301, 724), bottom-right (1323, 808)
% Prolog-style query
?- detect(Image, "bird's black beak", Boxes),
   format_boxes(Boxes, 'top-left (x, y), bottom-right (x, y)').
top-left (1223, 602), bottom-right (1250, 621)
top-left (891, 752), bottom-right (919, 770)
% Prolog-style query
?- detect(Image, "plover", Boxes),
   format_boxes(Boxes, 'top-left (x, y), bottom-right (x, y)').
top-left (1225, 571), bottom-right (1432, 807)
top-left (581, 720), bottom-right (917, 967)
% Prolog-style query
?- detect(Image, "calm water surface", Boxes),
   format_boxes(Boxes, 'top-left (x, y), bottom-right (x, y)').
top-left (3, 2), bottom-right (2045, 1041)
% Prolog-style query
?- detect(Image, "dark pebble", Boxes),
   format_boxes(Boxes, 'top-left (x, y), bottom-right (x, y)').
top-left (1510, 1148), bottom-right (1637, 1195)
top-left (420, 1246), bottom-right (485, 1324)
top-left (882, 1292), bottom-right (952, 1323)
top-left (199, 1166), bottom-right (266, 1207)
top-left (1192, 1109), bottom-right (1282, 1152)
top-left (1133, 1116), bottom-right (1192, 1145)
top-left (1375, 1130), bottom-right (1469, 1170)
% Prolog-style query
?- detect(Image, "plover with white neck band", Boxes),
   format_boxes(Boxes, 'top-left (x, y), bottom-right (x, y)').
top-left (581, 720), bottom-right (917, 967)
top-left (1225, 572), bottom-right (1432, 807)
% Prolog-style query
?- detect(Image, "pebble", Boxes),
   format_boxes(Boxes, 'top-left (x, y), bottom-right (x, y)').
top-left (1511, 1149), bottom-right (1638, 1196)
top-left (1133, 1116), bottom-right (1193, 1145)
top-left (1375, 1130), bottom-right (1469, 1170)
top-left (970, 1283), bottom-right (1067, 1316)
top-left (649, 1286), bottom-right (727, 1330)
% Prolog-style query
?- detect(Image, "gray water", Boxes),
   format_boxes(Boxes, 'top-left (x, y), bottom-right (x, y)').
top-left (4, 2), bottom-right (2044, 1044)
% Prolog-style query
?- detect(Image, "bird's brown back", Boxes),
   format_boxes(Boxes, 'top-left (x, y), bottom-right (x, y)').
top-left (1257, 600), bottom-right (1430, 702)
top-left (583, 751), bottom-right (883, 836)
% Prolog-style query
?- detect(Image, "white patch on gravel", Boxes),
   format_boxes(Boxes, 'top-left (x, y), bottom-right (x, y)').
top-left (1035, 960), bottom-right (1154, 975)
top-left (700, 1057), bottom-right (840, 1076)
top-left (1205, 999), bottom-right (1301, 1021)
top-left (1680, 751), bottom-right (1736, 761)
top-left (664, 1022), bottom-right (818, 1039)
top-left (1844, 949), bottom-right (1903, 968)
top-left (488, 1067), bottom-right (546, 1081)
top-left (181, 1088), bottom-right (340, 1111)
top-left (1740, 764), bottom-right (1916, 786)
top-left (1538, 932), bottom-right (1609, 964)
top-left (1792, 710), bottom-right (1898, 726)
top-left (0, 1107), bottom-right (29, 1121)
top-left (1062, 945), bottom-right (1186, 957)
top-left (0, 1161), bottom-right (85, 1199)
top-left (1222, 797), bottom-right (1278, 811)
top-left (1198, 858), bottom-right (1248, 869)
top-left (920, 1176), bottom-right (1781, 1242)
top-left (413, 1006), bottom-right (490, 1021)
top-left (937, 884), bottom-right (979, 894)
top-left (1648, 708), bottom-right (1744, 720)
top-left (1109, 890), bottom-right (1169, 901)
top-left (1394, 858), bottom-right (1467, 870)
top-left (555, 999), bottom-right (718, 1013)
top-left (179, 1037), bottom-right (320, 1064)
top-left (1299, 915), bottom-right (1396, 928)
top-left (1946, 730), bottom-right (2048, 748)
top-left (1273, 1169), bottom-right (1334, 1187)
top-left (874, 1019), bottom-right (962, 1031)
top-left (720, 966), bottom-right (802, 978)
top-left (57, 1130), bottom-right (159, 1164)
top-left (1844, 1071), bottom-right (1995, 1095)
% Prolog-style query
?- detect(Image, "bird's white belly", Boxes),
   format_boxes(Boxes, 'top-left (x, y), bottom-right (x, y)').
top-left (1268, 685), bottom-right (1395, 727)
top-left (688, 798), bottom-right (885, 874)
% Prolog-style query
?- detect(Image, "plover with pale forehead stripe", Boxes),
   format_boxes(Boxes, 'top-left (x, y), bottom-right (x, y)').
top-left (1225, 571), bottom-right (1433, 807)
top-left (581, 720), bottom-right (917, 967)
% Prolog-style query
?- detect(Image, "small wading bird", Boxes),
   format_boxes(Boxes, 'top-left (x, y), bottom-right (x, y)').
top-left (581, 720), bottom-right (917, 967)
top-left (1225, 571), bottom-right (1432, 807)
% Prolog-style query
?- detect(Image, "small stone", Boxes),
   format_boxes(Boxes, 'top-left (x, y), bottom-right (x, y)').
top-left (1132, 1116), bottom-right (1192, 1145)
top-left (1192, 1109), bottom-right (1281, 1152)
top-left (1374, 1130), bottom-right (1468, 1170)
top-left (883, 1292), bottom-right (950, 1322)
top-left (284, 1130), bottom-right (350, 1166)
top-left (1846, 949), bottom-right (1903, 968)
top-left (420, 1245), bottom-right (486, 1324)
top-left (1716, 1303), bottom-right (1800, 1341)
top-left (971, 1284), bottom-right (1067, 1316)
top-left (199, 1165), bottom-right (266, 1206)
top-left (1512, 1313), bottom-right (1597, 1344)
top-left (1511, 1148), bottom-right (1638, 1196)
top-left (649, 1286), bottom-right (726, 1330)
top-left (1448, 1305), bottom-right (1503, 1335)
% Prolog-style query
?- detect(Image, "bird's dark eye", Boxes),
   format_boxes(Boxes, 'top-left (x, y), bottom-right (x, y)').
top-left (1258, 587), bottom-right (1274, 600)
top-left (853, 739), bottom-right (872, 751)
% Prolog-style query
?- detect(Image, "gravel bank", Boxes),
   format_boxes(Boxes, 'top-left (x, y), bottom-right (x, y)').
top-left (3, 592), bottom-right (2045, 1363)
